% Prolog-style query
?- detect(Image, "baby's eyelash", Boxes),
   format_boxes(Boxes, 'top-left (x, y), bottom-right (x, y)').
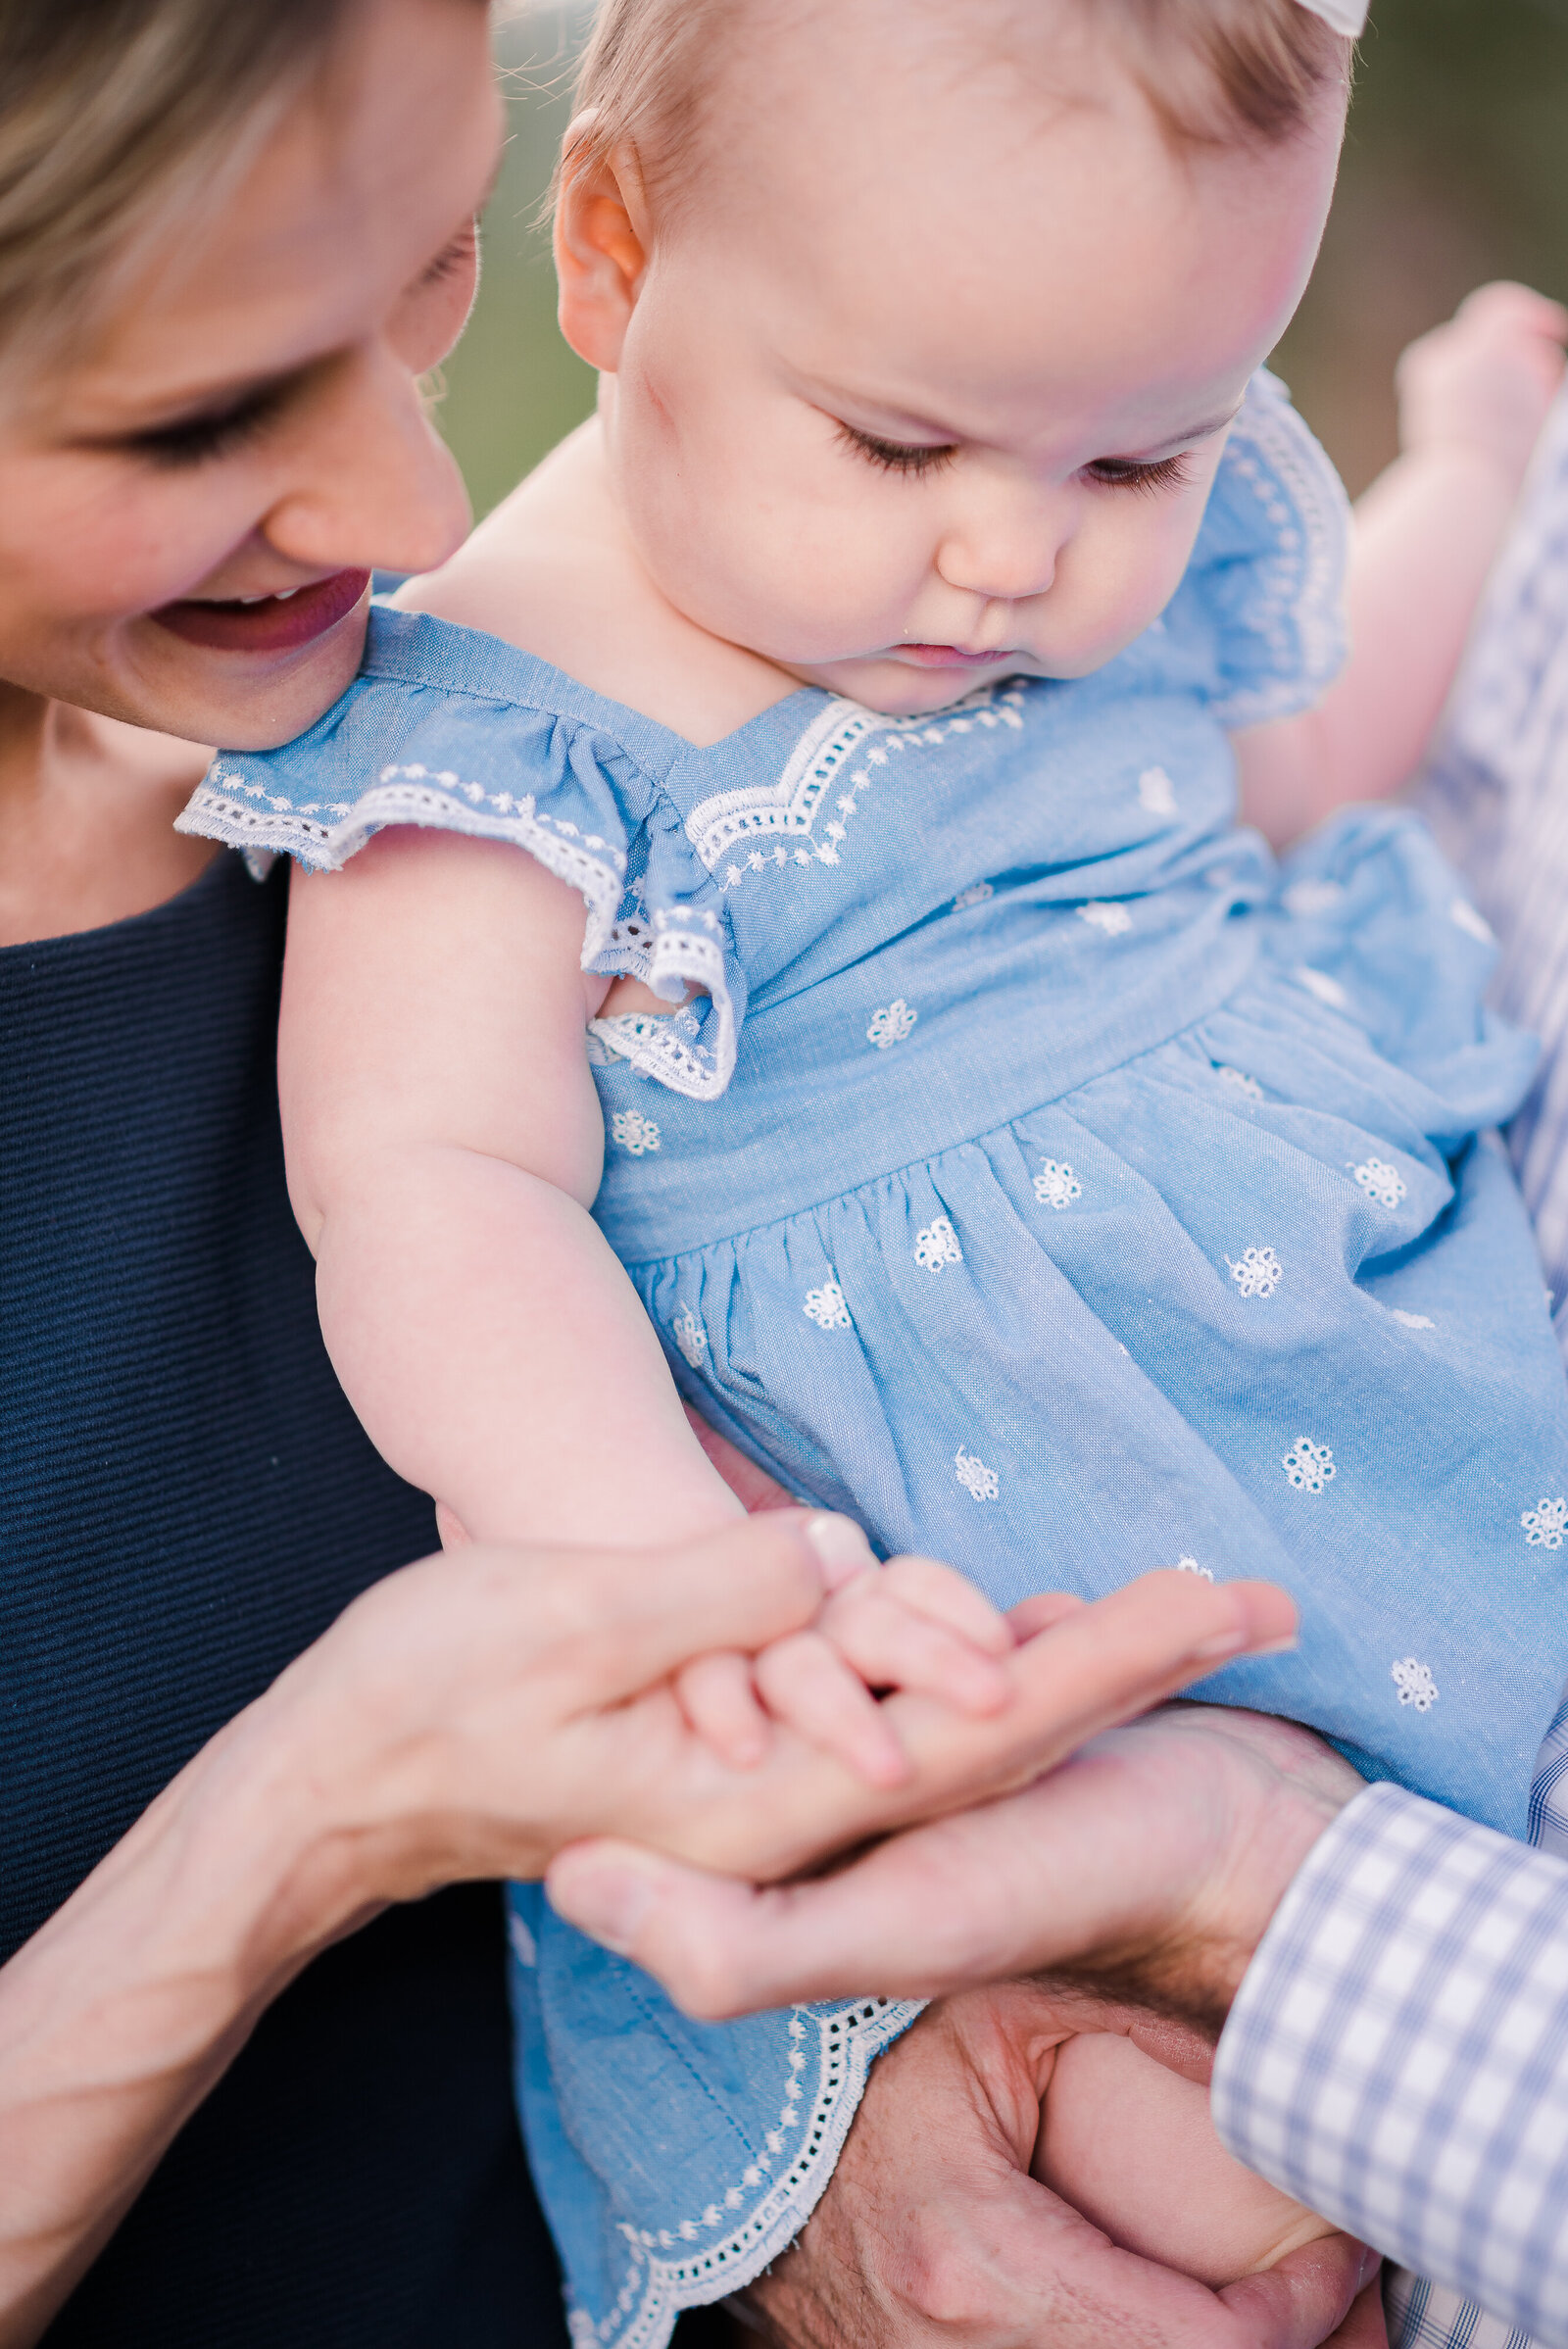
top-left (836, 422), bottom-right (958, 478)
top-left (1084, 454), bottom-right (1196, 497)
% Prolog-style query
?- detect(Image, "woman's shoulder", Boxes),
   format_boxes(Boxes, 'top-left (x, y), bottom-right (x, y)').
top-left (1156, 368), bottom-right (1351, 731)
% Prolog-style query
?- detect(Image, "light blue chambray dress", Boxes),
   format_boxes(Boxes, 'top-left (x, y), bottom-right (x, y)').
top-left (179, 372), bottom-right (1568, 2348)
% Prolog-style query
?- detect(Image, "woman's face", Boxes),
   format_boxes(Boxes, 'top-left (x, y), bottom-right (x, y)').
top-left (0, 0), bottom-right (499, 751)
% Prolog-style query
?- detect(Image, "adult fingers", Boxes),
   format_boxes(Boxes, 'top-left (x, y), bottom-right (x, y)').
top-left (537, 1513), bottom-right (848, 1703)
top-left (1221, 2239), bottom-right (1383, 2349)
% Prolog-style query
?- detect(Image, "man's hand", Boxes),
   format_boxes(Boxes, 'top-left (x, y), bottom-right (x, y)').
top-left (734, 1986), bottom-right (1380, 2349)
top-left (547, 1703), bottom-right (1360, 2031)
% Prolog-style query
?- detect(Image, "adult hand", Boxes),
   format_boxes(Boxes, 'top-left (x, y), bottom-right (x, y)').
top-left (547, 1701), bottom-right (1359, 2031)
top-left (736, 1986), bottom-right (1380, 2349)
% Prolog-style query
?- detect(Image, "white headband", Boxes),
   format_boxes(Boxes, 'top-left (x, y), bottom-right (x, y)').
top-left (1295, 0), bottom-right (1369, 33)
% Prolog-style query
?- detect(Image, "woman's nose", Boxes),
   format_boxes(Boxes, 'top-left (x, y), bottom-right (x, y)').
top-left (259, 345), bottom-right (472, 583)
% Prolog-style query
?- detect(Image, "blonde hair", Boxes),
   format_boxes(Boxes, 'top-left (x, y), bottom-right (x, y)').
top-left (0, 0), bottom-right (359, 361)
top-left (561, 0), bottom-right (1351, 217)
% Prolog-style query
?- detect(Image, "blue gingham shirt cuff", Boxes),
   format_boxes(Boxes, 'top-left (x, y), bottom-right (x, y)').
top-left (1211, 1782), bottom-right (1568, 2345)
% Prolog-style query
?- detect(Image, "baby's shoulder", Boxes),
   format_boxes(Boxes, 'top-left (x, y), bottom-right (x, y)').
top-left (401, 420), bottom-right (792, 749)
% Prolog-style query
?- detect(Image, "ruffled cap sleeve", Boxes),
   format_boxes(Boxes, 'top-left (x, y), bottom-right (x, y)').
top-left (1154, 367), bottom-right (1350, 728)
top-left (176, 609), bottom-right (746, 1100)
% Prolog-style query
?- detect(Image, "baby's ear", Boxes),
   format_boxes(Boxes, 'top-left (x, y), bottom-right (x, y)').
top-left (554, 120), bottom-right (650, 371)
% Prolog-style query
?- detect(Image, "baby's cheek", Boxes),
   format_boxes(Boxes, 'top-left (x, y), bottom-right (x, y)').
top-left (1034, 2031), bottom-right (1335, 2287)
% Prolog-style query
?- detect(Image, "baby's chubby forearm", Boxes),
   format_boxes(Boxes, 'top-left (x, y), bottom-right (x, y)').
top-left (1238, 283), bottom-right (1566, 848)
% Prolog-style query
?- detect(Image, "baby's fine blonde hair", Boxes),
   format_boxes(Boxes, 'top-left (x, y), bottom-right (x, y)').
top-left (562, 0), bottom-right (1351, 220)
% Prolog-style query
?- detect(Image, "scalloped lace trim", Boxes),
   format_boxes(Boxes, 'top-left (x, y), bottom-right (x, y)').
top-left (568, 1997), bottom-right (921, 2349)
top-left (178, 763), bottom-right (739, 1097)
top-left (1209, 372), bottom-right (1349, 733)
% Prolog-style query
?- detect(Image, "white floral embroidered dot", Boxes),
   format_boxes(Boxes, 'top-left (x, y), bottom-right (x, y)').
top-left (1217, 1066), bottom-right (1265, 1101)
top-left (951, 881), bottom-right (994, 912)
top-left (1449, 897), bottom-right (1494, 946)
top-left (611, 1108), bottom-right (661, 1155)
top-left (1138, 766), bottom-right (1177, 817)
top-left (1078, 901), bottom-right (1133, 937)
top-left (1351, 1157), bottom-right (1406, 1209)
top-left (1522, 1496), bottom-right (1568, 1549)
top-left (1391, 1309), bottom-right (1436, 1330)
top-left (1228, 1246), bottom-right (1284, 1299)
top-left (804, 1276), bottom-right (853, 1331)
top-left (1296, 964), bottom-right (1348, 1009)
top-left (1282, 878), bottom-right (1346, 919)
top-left (1392, 1657), bottom-right (1438, 1712)
top-left (1283, 1437), bottom-right (1336, 1493)
top-left (670, 1308), bottom-right (708, 1369)
top-left (1034, 1159), bottom-right (1082, 1210)
top-left (955, 1448), bottom-right (1000, 1502)
top-left (866, 998), bottom-right (917, 1050)
top-left (1175, 1556), bottom-right (1215, 1582)
top-left (914, 1217), bottom-right (963, 1270)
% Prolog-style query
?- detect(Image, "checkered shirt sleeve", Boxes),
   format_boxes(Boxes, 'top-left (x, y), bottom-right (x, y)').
top-left (1211, 1782), bottom-right (1568, 2347)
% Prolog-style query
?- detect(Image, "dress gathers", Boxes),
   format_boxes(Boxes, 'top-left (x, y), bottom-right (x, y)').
top-left (180, 372), bottom-right (1568, 2349)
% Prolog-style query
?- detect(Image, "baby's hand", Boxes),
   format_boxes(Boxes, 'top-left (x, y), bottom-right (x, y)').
top-left (673, 1517), bottom-right (1013, 1786)
top-left (1396, 281), bottom-right (1567, 490)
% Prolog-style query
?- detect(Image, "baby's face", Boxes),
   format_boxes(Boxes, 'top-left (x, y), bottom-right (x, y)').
top-left (598, 12), bottom-right (1344, 717)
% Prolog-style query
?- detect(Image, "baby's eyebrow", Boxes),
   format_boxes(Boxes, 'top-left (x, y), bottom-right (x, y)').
top-left (1116, 404), bottom-right (1244, 460)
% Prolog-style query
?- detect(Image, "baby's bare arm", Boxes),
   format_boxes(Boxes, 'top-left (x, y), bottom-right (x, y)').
top-left (1237, 283), bottom-right (1567, 850)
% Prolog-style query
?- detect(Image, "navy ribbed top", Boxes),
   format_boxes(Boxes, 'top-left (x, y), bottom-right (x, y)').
top-left (0, 852), bottom-right (567, 2348)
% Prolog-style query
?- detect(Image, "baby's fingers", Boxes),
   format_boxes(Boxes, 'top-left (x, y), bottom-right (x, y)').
top-left (825, 1581), bottom-right (1012, 1717)
top-left (875, 1554), bottom-right (1014, 1652)
top-left (753, 1631), bottom-right (909, 1787)
top-left (674, 1650), bottom-right (772, 1769)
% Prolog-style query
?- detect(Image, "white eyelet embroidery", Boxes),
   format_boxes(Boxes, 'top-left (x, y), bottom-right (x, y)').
top-left (1228, 1247), bottom-right (1283, 1299)
top-left (1391, 1308), bottom-right (1437, 1330)
top-left (914, 1217), bottom-right (962, 1270)
top-left (1175, 1556), bottom-right (1215, 1581)
top-left (1138, 766), bottom-right (1177, 817)
top-left (866, 999), bottom-right (917, 1050)
top-left (1392, 1657), bottom-right (1439, 1712)
top-left (1034, 1159), bottom-right (1082, 1210)
top-left (951, 881), bottom-right (994, 912)
top-left (804, 1276), bottom-right (852, 1331)
top-left (1078, 901), bottom-right (1132, 937)
top-left (1217, 1066), bottom-right (1265, 1101)
top-left (572, 1999), bottom-right (919, 2349)
top-left (1282, 878), bottom-right (1346, 918)
top-left (181, 763), bottom-right (744, 1103)
top-left (611, 1109), bottom-right (662, 1155)
top-left (1351, 1157), bottom-right (1406, 1209)
top-left (1522, 1497), bottom-right (1568, 1549)
top-left (670, 1308), bottom-right (708, 1368)
top-left (1449, 897), bottom-right (1495, 945)
top-left (1296, 965), bottom-right (1349, 1009)
top-left (956, 1448), bottom-right (1000, 1501)
top-left (1283, 1437), bottom-right (1336, 1492)
top-left (685, 682), bottom-right (1028, 887)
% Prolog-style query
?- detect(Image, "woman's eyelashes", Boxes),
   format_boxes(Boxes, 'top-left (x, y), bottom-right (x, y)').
top-left (835, 421), bottom-right (1195, 499)
top-left (122, 380), bottom-right (292, 468)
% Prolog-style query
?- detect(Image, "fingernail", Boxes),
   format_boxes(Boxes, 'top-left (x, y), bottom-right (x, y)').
top-left (805, 1513), bottom-right (876, 1588)
top-left (1357, 2247), bottom-right (1383, 2289)
top-left (548, 1864), bottom-right (656, 1956)
top-left (1191, 1627), bottom-right (1250, 1661)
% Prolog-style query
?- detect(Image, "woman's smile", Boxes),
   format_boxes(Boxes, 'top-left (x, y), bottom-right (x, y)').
top-left (148, 566), bottom-right (371, 654)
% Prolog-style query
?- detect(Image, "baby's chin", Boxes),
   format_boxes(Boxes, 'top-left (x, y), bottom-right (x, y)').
top-left (781, 647), bottom-right (1050, 717)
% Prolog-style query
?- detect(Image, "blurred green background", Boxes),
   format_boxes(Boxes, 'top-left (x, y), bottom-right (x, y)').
top-left (437, 0), bottom-right (1568, 517)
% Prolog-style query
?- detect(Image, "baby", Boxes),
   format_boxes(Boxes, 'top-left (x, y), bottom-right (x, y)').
top-left (179, 0), bottom-right (1568, 2339)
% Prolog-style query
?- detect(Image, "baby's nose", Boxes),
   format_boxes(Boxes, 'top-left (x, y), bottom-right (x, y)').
top-left (934, 526), bottom-right (1059, 605)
